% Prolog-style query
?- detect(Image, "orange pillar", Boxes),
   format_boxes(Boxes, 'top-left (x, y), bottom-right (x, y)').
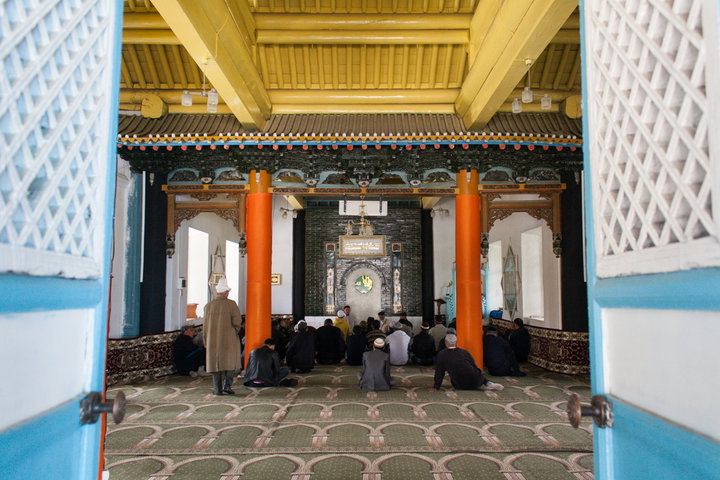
top-left (455, 169), bottom-right (484, 367)
top-left (245, 170), bottom-right (272, 365)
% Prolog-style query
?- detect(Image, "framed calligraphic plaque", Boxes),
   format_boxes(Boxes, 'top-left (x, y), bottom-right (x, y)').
top-left (339, 235), bottom-right (386, 257)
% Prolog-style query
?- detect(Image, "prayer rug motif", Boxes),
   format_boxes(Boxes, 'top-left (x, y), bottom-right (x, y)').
top-left (105, 364), bottom-right (593, 479)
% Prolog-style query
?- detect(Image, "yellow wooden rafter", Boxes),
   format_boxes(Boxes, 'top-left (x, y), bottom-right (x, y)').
top-left (456, 0), bottom-right (577, 130)
top-left (152, 0), bottom-right (270, 129)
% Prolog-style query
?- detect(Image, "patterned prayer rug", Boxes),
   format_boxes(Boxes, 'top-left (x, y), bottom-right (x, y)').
top-left (105, 363), bottom-right (593, 479)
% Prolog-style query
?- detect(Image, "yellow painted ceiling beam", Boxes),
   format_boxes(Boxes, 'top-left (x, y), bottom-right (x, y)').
top-left (255, 13), bottom-right (472, 30)
top-left (257, 29), bottom-right (468, 44)
top-left (152, 0), bottom-right (270, 129)
top-left (272, 104), bottom-right (456, 114)
top-left (284, 196), bottom-right (306, 210)
top-left (123, 13), bottom-right (170, 29)
top-left (122, 30), bottom-right (180, 44)
top-left (457, 0), bottom-right (577, 130)
top-left (422, 197), bottom-right (441, 209)
top-left (269, 89), bottom-right (459, 104)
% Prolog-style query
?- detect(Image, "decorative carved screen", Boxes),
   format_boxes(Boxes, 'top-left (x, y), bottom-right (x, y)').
top-left (585, 0), bottom-right (720, 277)
top-left (0, 0), bottom-right (118, 278)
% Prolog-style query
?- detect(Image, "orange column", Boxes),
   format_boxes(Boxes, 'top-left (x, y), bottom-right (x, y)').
top-left (245, 170), bottom-right (272, 365)
top-left (455, 169), bottom-right (484, 367)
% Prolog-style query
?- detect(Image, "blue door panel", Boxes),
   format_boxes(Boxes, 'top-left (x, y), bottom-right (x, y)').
top-left (610, 400), bottom-right (720, 480)
top-left (4, 399), bottom-right (99, 480)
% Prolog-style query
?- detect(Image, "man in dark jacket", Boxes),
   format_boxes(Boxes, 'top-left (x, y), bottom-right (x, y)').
top-left (483, 327), bottom-right (526, 377)
top-left (358, 338), bottom-right (396, 391)
top-left (508, 318), bottom-right (531, 362)
top-left (431, 334), bottom-right (504, 391)
top-left (286, 321), bottom-right (316, 373)
top-left (173, 325), bottom-right (207, 376)
top-left (345, 325), bottom-right (366, 366)
top-left (316, 318), bottom-right (345, 364)
top-left (411, 322), bottom-right (436, 365)
top-left (243, 338), bottom-right (289, 387)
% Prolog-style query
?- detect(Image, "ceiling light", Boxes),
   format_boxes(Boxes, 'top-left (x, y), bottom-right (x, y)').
top-left (181, 91), bottom-right (192, 107)
top-left (541, 94), bottom-right (552, 110)
top-left (522, 86), bottom-right (533, 104)
top-left (512, 98), bottom-right (522, 114)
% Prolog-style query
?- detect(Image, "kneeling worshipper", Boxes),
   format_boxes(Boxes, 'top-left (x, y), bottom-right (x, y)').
top-left (358, 338), bottom-right (396, 392)
top-left (431, 334), bottom-right (504, 392)
top-left (243, 338), bottom-right (291, 387)
top-left (316, 318), bottom-right (346, 364)
top-left (173, 324), bottom-right (208, 377)
top-left (345, 325), bottom-right (367, 366)
top-left (286, 320), bottom-right (316, 373)
top-left (483, 327), bottom-right (526, 377)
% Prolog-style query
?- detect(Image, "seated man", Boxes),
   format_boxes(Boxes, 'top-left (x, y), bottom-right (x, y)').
top-left (483, 327), bottom-right (526, 377)
top-left (345, 325), bottom-right (367, 366)
top-left (429, 317), bottom-right (448, 350)
top-left (385, 322), bottom-right (411, 365)
top-left (316, 318), bottom-right (345, 364)
top-left (173, 325), bottom-right (207, 377)
top-left (411, 322), bottom-right (436, 365)
top-left (358, 338), bottom-right (396, 392)
top-left (430, 334), bottom-right (503, 392)
top-left (243, 338), bottom-right (289, 387)
top-left (286, 321), bottom-right (316, 373)
top-left (508, 318), bottom-right (531, 362)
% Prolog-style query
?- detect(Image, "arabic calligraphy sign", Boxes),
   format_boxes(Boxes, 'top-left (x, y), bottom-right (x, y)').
top-left (339, 235), bottom-right (386, 257)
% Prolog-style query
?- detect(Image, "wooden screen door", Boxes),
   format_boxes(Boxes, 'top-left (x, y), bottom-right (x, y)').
top-left (582, 0), bottom-right (720, 477)
top-left (0, 0), bottom-right (124, 478)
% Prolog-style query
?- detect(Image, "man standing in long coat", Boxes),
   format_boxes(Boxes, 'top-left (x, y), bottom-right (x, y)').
top-left (204, 277), bottom-right (243, 395)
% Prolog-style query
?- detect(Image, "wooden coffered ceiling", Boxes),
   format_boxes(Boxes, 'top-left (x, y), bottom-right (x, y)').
top-left (120, 0), bottom-right (580, 131)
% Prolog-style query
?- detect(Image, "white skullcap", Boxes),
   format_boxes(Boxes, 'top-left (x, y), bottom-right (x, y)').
top-left (373, 338), bottom-right (385, 348)
top-left (216, 277), bottom-right (231, 293)
top-left (337, 310), bottom-right (345, 318)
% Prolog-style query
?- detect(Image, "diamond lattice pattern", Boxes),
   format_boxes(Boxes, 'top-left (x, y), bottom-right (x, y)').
top-left (0, 0), bottom-right (115, 278)
top-left (586, 0), bottom-right (719, 277)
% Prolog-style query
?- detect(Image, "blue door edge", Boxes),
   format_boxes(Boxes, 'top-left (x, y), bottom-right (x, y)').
top-left (604, 399), bottom-right (720, 479)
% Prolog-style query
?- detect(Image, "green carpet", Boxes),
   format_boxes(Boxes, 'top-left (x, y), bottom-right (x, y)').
top-left (105, 363), bottom-right (594, 479)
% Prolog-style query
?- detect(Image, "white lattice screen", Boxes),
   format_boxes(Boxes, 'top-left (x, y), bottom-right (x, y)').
top-left (585, 0), bottom-right (720, 277)
top-left (0, 0), bottom-right (117, 278)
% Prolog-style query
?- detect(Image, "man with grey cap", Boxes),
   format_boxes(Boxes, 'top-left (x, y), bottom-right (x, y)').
top-left (430, 333), bottom-right (503, 392)
top-left (204, 277), bottom-right (243, 395)
top-left (358, 337), bottom-right (396, 391)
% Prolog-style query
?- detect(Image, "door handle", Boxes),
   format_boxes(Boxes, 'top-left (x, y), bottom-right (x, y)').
top-left (566, 393), bottom-right (613, 428)
top-left (80, 391), bottom-right (126, 425)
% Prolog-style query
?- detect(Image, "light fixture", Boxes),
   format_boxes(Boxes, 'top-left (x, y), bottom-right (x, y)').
top-left (512, 59), bottom-right (552, 114)
top-left (206, 89), bottom-right (219, 113)
top-left (181, 91), bottom-right (192, 107)
top-left (279, 207), bottom-right (297, 219)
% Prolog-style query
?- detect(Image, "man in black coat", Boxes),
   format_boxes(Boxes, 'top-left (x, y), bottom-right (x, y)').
top-left (243, 338), bottom-right (289, 387)
top-left (286, 321), bottom-right (316, 373)
top-left (345, 325), bottom-right (367, 366)
top-left (430, 334), bottom-right (503, 391)
top-left (173, 325), bottom-right (207, 376)
top-left (316, 318), bottom-right (345, 364)
top-left (508, 318), bottom-right (531, 362)
top-left (411, 322), bottom-right (436, 365)
top-left (483, 327), bottom-right (526, 377)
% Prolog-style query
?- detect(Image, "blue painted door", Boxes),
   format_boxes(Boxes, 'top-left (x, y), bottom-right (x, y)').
top-left (582, 0), bottom-right (720, 478)
top-left (0, 0), bottom-right (124, 478)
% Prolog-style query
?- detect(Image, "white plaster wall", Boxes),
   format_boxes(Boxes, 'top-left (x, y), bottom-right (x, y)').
top-left (604, 308), bottom-right (720, 443)
top-left (165, 212), bottom-right (243, 332)
top-left (489, 212), bottom-right (562, 329)
top-left (271, 196), bottom-right (295, 314)
top-left (108, 158), bottom-right (132, 339)
top-left (432, 197), bottom-right (456, 311)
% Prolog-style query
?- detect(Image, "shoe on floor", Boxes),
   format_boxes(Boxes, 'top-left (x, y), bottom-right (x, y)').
top-left (196, 366), bottom-right (210, 377)
top-left (189, 370), bottom-right (198, 378)
top-left (213, 390), bottom-right (223, 396)
top-left (485, 381), bottom-right (505, 391)
top-left (223, 388), bottom-right (235, 395)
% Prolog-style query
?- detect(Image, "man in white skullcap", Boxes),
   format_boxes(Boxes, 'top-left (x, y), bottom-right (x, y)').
top-left (357, 337), bottom-right (396, 391)
top-left (204, 277), bottom-right (243, 396)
